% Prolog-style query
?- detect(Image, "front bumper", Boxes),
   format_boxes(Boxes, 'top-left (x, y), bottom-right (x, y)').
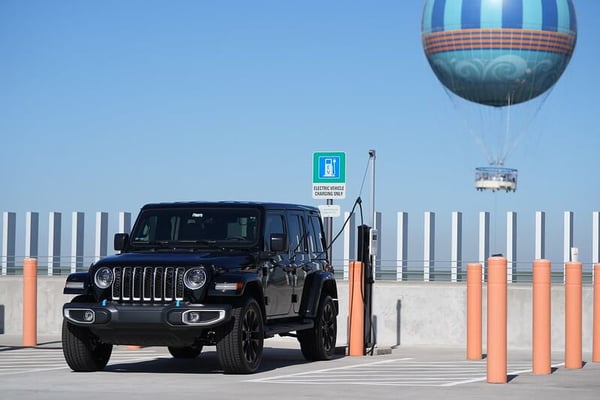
top-left (63, 302), bottom-right (231, 345)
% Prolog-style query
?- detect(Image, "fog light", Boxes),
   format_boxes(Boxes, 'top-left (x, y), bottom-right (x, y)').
top-left (185, 311), bottom-right (201, 324)
top-left (84, 310), bottom-right (95, 322)
top-left (64, 308), bottom-right (96, 324)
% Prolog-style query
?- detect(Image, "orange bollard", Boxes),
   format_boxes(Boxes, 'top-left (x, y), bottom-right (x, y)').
top-left (487, 256), bottom-right (507, 384)
top-left (532, 259), bottom-right (551, 374)
top-left (467, 263), bottom-right (482, 360)
top-left (348, 261), bottom-right (364, 356)
top-left (565, 261), bottom-right (582, 369)
top-left (22, 258), bottom-right (38, 347)
top-left (592, 264), bottom-right (600, 363)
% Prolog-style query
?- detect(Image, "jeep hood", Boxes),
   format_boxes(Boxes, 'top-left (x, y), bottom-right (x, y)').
top-left (93, 251), bottom-right (256, 271)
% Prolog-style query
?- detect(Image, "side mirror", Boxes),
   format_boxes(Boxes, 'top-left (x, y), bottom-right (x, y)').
top-left (114, 233), bottom-right (129, 251)
top-left (270, 233), bottom-right (288, 252)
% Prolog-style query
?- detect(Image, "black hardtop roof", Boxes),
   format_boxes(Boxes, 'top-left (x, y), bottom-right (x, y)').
top-left (140, 201), bottom-right (320, 213)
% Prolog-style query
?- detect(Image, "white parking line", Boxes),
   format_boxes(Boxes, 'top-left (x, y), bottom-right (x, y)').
top-left (444, 362), bottom-right (566, 386)
top-left (0, 346), bottom-right (568, 386)
top-left (0, 347), bottom-right (162, 376)
top-left (247, 358), bottom-right (565, 387)
top-left (247, 358), bottom-right (412, 382)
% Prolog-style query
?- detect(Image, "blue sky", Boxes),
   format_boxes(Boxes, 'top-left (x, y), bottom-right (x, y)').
top-left (1, 1), bottom-right (599, 268)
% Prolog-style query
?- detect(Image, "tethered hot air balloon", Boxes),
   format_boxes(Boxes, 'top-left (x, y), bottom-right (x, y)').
top-left (422, 0), bottom-right (577, 192)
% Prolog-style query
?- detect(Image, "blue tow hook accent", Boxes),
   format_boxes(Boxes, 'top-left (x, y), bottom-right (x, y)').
top-left (176, 300), bottom-right (181, 307)
top-left (102, 299), bottom-right (107, 306)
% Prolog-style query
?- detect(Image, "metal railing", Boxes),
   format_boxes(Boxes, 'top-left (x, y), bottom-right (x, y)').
top-left (2, 255), bottom-right (596, 284)
top-left (331, 259), bottom-right (597, 284)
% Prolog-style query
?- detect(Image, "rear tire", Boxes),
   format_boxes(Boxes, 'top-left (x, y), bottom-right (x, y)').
top-left (168, 345), bottom-right (203, 359)
top-left (298, 294), bottom-right (337, 361)
top-left (216, 298), bottom-right (264, 374)
top-left (62, 319), bottom-right (112, 372)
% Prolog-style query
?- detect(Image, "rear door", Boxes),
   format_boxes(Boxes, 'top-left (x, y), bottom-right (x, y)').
top-left (286, 210), bottom-right (309, 313)
top-left (262, 211), bottom-right (293, 317)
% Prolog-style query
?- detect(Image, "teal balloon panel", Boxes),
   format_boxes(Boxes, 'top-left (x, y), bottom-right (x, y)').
top-left (422, 0), bottom-right (577, 107)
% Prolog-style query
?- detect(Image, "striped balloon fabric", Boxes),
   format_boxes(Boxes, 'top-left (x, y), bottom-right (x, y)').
top-left (422, 0), bottom-right (577, 107)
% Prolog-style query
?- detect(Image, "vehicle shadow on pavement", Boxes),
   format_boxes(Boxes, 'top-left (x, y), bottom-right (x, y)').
top-left (0, 340), bottom-right (63, 352)
top-left (104, 346), bottom-right (345, 374)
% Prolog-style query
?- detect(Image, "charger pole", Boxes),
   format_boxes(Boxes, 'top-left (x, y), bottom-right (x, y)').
top-left (352, 150), bottom-right (377, 354)
top-left (358, 224), bottom-right (372, 353)
top-left (326, 198), bottom-right (333, 263)
top-left (369, 150), bottom-right (376, 275)
top-left (369, 150), bottom-right (376, 231)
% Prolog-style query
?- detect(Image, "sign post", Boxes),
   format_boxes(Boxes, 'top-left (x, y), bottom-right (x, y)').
top-left (312, 152), bottom-right (346, 263)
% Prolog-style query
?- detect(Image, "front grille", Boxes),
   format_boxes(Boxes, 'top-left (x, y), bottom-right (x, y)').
top-left (111, 266), bottom-right (185, 303)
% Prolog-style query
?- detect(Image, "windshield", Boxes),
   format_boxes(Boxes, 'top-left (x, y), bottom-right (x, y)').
top-left (130, 207), bottom-right (260, 247)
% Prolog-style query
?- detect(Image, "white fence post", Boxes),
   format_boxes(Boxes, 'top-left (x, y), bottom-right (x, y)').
top-left (564, 211), bottom-right (574, 282)
top-left (1, 212), bottom-right (16, 275)
top-left (397, 212), bottom-right (408, 281)
top-left (95, 212), bottom-right (108, 262)
top-left (535, 211), bottom-right (546, 260)
top-left (479, 211), bottom-right (489, 281)
top-left (479, 211), bottom-right (490, 280)
top-left (343, 211), bottom-right (355, 280)
top-left (48, 212), bottom-right (62, 276)
top-left (507, 211), bottom-right (517, 282)
top-left (118, 211), bottom-right (132, 234)
top-left (451, 211), bottom-right (462, 282)
top-left (71, 212), bottom-right (85, 273)
top-left (593, 211), bottom-right (599, 282)
top-left (424, 211), bottom-right (435, 282)
top-left (25, 212), bottom-right (39, 259)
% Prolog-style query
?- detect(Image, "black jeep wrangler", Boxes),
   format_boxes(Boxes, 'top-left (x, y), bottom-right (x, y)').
top-left (61, 201), bottom-right (338, 374)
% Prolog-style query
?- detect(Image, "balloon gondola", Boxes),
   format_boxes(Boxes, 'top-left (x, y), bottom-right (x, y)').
top-left (421, 0), bottom-right (577, 192)
top-left (475, 166), bottom-right (517, 193)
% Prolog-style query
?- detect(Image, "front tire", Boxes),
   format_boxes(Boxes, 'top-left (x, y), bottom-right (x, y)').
top-left (216, 298), bottom-right (264, 374)
top-left (62, 319), bottom-right (113, 372)
top-left (298, 294), bottom-right (337, 361)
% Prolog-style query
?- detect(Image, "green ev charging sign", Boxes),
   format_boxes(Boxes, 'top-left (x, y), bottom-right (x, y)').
top-left (312, 151), bottom-right (346, 199)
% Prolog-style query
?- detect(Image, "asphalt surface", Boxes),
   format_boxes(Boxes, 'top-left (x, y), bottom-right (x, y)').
top-left (1, 335), bottom-right (599, 400)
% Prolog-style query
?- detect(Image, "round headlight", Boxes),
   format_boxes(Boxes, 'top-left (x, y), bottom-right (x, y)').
top-left (184, 267), bottom-right (207, 290)
top-left (94, 267), bottom-right (114, 289)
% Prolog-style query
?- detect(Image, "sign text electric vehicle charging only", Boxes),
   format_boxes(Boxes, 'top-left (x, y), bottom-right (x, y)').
top-left (312, 152), bottom-right (346, 200)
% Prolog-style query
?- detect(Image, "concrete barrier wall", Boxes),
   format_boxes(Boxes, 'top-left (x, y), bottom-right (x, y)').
top-left (368, 282), bottom-right (594, 353)
top-left (0, 277), bottom-right (594, 353)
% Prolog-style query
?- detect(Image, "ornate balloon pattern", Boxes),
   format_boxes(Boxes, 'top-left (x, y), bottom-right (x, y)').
top-left (422, 0), bottom-right (577, 107)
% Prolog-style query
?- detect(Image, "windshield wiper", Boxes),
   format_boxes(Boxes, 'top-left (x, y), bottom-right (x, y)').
top-left (130, 240), bottom-right (177, 250)
top-left (176, 239), bottom-right (248, 252)
top-left (177, 239), bottom-right (220, 248)
top-left (131, 239), bottom-right (251, 253)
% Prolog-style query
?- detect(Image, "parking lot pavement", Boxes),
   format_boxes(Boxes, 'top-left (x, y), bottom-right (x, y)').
top-left (1, 335), bottom-right (599, 400)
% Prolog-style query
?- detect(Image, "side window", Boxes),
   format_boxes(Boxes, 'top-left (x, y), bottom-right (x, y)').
top-left (264, 213), bottom-right (285, 251)
top-left (287, 213), bottom-right (305, 254)
top-left (308, 214), bottom-right (325, 254)
top-left (305, 213), bottom-right (317, 254)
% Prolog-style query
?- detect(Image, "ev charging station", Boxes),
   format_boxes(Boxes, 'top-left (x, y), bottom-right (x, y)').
top-left (313, 149), bottom-right (377, 356)
top-left (357, 224), bottom-right (376, 353)
top-left (350, 151), bottom-right (377, 355)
